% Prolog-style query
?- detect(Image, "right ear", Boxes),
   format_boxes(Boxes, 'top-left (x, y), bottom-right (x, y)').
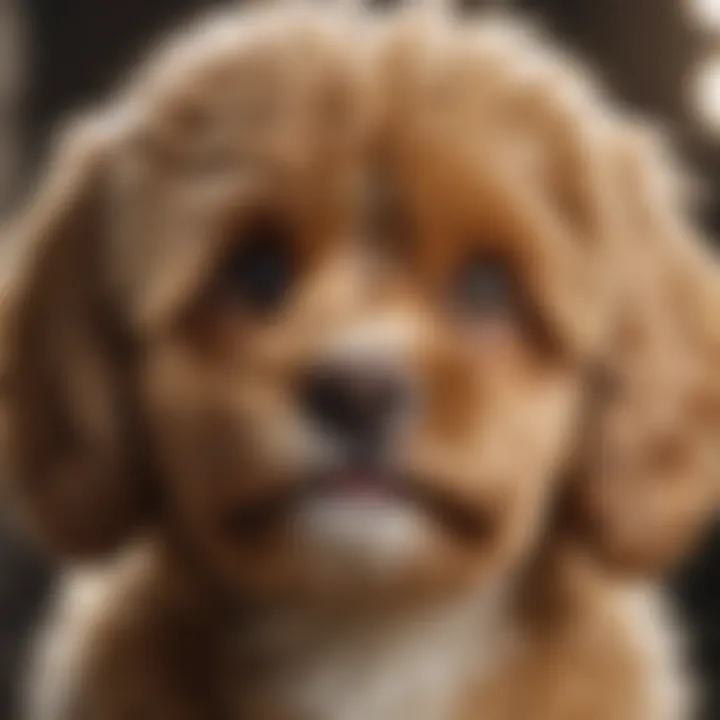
top-left (562, 127), bottom-right (720, 576)
top-left (0, 116), bottom-right (150, 560)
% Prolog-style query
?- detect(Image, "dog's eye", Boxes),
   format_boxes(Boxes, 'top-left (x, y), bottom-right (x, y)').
top-left (222, 218), bottom-right (292, 312)
top-left (451, 257), bottom-right (519, 319)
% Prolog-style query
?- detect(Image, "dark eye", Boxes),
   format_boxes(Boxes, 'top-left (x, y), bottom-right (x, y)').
top-left (222, 218), bottom-right (293, 312)
top-left (451, 256), bottom-right (519, 318)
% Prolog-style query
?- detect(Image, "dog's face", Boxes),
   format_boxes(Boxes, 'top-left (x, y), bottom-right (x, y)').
top-left (1, 8), bottom-right (718, 603)
top-left (127, 12), bottom-right (591, 600)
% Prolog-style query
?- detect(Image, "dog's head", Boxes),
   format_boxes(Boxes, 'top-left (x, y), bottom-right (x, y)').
top-left (1, 6), bottom-right (718, 603)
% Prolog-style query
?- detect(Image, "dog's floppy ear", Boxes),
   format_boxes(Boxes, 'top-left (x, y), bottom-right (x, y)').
top-left (567, 128), bottom-right (720, 576)
top-left (0, 115), bottom-right (149, 560)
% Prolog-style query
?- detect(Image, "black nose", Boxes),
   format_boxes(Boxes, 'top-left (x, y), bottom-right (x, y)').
top-left (301, 361), bottom-right (410, 452)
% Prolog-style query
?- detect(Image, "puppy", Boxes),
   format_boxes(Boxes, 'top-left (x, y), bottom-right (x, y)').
top-left (1, 4), bottom-right (718, 719)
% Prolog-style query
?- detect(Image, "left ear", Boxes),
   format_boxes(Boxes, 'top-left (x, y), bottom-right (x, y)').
top-left (565, 127), bottom-right (720, 576)
top-left (0, 114), bottom-right (151, 560)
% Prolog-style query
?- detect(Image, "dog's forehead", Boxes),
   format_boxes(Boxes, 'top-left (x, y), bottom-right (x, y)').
top-left (105, 7), bottom-right (382, 181)
top-left (106, 8), bottom-right (615, 186)
top-left (383, 15), bottom-right (606, 155)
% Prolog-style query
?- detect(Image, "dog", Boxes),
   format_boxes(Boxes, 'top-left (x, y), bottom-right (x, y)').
top-left (1, 3), bottom-right (718, 719)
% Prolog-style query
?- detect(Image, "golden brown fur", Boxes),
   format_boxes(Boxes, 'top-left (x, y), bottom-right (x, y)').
top-left (1, 5), bottom-right (718, 720)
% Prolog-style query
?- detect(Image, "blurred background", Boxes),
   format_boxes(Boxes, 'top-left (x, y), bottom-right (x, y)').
top-left (0, 0), bottom-right (718, 718)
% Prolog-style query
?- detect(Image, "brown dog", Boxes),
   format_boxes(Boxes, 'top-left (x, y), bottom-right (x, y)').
top-left (1, 5), bottom-right (718, 719)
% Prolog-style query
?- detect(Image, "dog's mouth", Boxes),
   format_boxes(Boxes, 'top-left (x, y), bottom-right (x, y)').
top-left (223, 466), bottom-right (496, 545)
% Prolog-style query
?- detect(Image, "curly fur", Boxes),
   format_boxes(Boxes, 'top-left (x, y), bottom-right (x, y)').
top-left (1, 4), bottom-right (718, 720)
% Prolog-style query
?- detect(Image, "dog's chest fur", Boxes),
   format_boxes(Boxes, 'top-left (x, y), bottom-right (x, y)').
top-left (227, 591), bottom-right (510, 720)
top-left (26, 558), bottom-right (691, 720)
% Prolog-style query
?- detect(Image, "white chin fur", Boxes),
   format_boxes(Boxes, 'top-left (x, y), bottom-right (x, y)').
top-left (291, 495), bottom-right (426, 578)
